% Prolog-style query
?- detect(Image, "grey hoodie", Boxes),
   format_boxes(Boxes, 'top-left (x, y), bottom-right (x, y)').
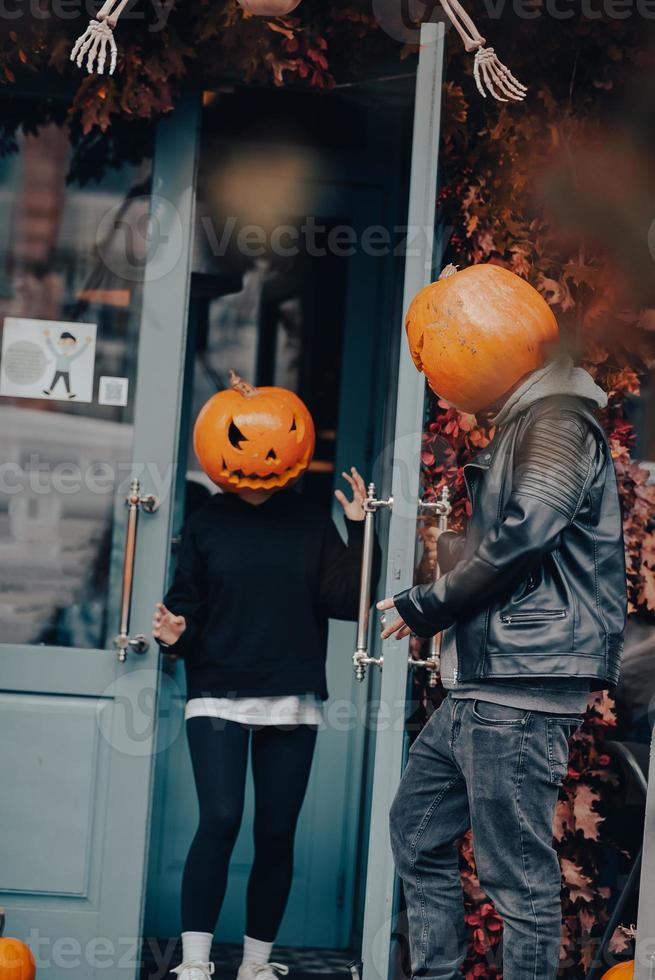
top-left (441, 355), bottom-right (607, 715)
top-left (492, 354), bottom-right (607, 427)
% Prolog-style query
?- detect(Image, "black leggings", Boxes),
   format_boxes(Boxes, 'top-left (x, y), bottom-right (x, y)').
top-left (181, 717), bottom-right (318, 941)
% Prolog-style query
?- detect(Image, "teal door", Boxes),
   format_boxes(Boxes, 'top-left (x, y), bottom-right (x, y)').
top-left (0, 98), bottom-right (199, 978)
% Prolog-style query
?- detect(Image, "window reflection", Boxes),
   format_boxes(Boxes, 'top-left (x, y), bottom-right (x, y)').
top-left (0, 122), bottom-right (152, 649)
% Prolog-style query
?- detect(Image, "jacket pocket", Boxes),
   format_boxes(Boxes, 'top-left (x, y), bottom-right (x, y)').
top-left (499, 609), bottom-right (567, 627)
top-left (485, 603), bottom-right (574, 661)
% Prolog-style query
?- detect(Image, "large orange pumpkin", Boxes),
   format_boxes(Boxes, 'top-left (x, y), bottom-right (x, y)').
top-left (601, 963), bottom-right (634, 979)
top-left (194, 371), bottom-right (315, 493)
top-left (405, 263), bottom-right (559, 414)
top-left (237, 0), bottom-right (302, 14)
top-left (0, 909), bottom-right (36, 980)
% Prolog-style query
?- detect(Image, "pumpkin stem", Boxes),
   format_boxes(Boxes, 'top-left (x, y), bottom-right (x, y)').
top-left (0, 907), bottom-right (5, 937)
top-left (228, 369), bottom-right (257, 398)
top-left (439, 263), bottom-right (459, 280)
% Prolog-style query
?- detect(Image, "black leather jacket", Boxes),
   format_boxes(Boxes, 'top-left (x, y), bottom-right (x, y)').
top-left (394, 395), bottom-right (627, 687)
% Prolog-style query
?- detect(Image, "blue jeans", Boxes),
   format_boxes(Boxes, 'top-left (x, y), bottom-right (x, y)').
top-left (389, 696), bottom-right (582, 980)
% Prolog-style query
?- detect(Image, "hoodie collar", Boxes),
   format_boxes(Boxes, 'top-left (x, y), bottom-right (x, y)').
top-left (491, 355), bottom-right (607, 429)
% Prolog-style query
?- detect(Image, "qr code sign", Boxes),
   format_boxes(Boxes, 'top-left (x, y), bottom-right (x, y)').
top-left (98, 376), bottom-right (129, 407)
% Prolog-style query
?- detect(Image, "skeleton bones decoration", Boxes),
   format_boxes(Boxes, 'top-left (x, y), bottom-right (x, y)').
top-left (410, 0), bottom-right (526, 100)
top-left (70, 0), bottom-right (526, 101)
top-left (70, 0), bottom-right (126, 75)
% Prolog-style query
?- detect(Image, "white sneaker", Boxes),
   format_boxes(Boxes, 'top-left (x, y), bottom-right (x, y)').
top-left (237, 962), bottom-right (289, 980)
top-left (172, 962), bottom-right (215, 980)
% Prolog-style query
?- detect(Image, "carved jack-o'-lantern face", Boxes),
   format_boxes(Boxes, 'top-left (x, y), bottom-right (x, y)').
top-left (193, 371), bottom-right (315, 493)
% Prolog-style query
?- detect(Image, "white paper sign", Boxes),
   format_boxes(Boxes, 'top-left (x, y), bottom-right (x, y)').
top-left (0, 317), bottom-right (97, 404)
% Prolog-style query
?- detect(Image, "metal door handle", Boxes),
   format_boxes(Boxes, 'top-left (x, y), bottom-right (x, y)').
top-left (113, 478), bottom-right (160, 662)
top-left (409, 485), bottom-right (452, 686)
top-left (353, 482), bottom-right (393, 682)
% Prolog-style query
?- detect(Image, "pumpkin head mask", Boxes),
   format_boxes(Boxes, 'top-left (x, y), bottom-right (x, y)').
top-left (194, 371), bottom-right (315, 493)
top-left (405, 263), bottom-right (560, 414)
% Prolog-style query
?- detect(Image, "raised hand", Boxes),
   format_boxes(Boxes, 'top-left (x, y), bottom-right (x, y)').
top-left (334, 466), bottom-right (367, 521)
top-left (152, 602), bottom-right (187, 646)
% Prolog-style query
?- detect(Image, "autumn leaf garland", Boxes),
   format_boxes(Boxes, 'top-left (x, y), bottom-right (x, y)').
top-left (0, 2), bottom-right (388, 137)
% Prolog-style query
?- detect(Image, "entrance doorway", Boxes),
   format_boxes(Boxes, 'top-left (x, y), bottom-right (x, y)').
top-left (143, 82), bottom-right (412, 956)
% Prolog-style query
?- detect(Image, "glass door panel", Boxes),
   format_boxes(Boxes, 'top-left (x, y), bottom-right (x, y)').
top-left (0, 124), bottom-right (150, 649)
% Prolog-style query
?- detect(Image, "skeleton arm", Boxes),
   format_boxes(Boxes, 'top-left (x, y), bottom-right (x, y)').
top-left (69, 0), bottom-right (526, 98)
top-left (70, 0), bottom-right (129, 75)
top-left (438, 0), bottom-right (527, 101)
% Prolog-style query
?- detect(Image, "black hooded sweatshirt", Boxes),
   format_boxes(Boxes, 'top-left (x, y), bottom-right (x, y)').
top-left (163, 489), bottom-right (376, 701)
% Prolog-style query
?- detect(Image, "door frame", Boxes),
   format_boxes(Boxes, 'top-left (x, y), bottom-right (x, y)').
top-left (360, 23), bottom-right (445, 980)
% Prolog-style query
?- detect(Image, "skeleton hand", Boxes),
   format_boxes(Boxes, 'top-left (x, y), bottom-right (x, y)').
top-left (70, 17), bottom-right (117, 74)
top-left (473, 46), bottom-right (526, 102)
top-left (436, 0), bottom-right (527, 102)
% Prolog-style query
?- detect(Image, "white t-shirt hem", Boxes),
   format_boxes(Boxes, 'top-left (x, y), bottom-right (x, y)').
top-left (184, 695), bottom-right (324, 727)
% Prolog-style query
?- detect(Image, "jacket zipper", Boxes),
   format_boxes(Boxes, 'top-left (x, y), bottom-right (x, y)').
top-left (500, 610), bottom-right (567, 625)
top-left (462, 462), bottom-right (489, 516)
top-left (460, 457), bottom-right (492, 683)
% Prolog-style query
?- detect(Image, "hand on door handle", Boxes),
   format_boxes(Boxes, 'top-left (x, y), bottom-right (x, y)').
top-left (408, 486), bottom-right (453, 687)
top-left (113, 478), bottom-right (160, 663)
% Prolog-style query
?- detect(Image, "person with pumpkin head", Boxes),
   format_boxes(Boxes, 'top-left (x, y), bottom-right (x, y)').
top-left (153, 370), bottom-right (378, 980)
top-left (378, 264), bottom-right (627, 980)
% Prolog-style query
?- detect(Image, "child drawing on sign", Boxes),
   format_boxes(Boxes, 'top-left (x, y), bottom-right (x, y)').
top-left (42, 328), bottom-right (92, 400)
